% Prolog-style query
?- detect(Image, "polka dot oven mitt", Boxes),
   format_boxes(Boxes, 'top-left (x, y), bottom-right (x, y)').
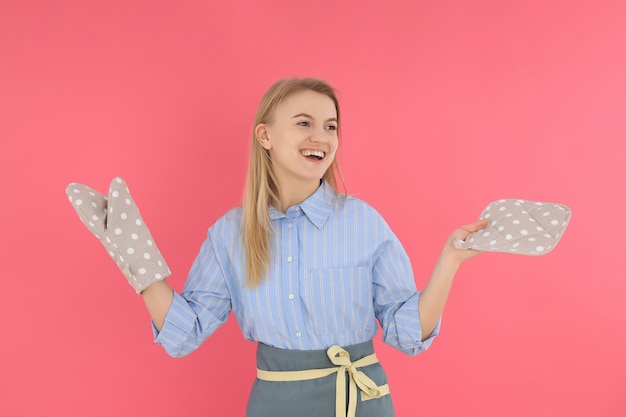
top-left (65, 177), bottom-right (171, 293)
top-left (454, 199), bottom-right (571, 255)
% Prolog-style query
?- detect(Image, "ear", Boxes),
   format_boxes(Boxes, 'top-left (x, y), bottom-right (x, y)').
top-left (255, 123), bottom-right (272, 150)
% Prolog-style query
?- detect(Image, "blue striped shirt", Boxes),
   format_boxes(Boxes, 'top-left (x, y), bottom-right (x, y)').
top-left (154, 182), bottom-right (440, 356)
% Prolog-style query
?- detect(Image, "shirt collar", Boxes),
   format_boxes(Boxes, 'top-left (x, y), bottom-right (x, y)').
top-left (269, 181), bottom-right (336, 229)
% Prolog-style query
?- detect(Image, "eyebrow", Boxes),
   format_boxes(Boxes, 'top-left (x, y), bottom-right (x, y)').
top-left (292, 113), bottom-right (338, 123)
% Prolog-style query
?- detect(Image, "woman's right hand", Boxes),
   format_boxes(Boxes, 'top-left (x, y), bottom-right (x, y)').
top-left (66, 177), bottom-right (171, 294)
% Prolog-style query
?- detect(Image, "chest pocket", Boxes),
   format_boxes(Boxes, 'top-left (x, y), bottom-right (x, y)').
top-left (302, 266), bottom-right (375, 335)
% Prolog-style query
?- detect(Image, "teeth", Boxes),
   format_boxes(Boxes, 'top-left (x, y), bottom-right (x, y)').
top-left (301, 150), bottom-right (325, 158)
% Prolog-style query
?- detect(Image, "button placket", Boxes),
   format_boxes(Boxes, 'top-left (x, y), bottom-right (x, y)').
top-left (284, 208), bottom-right (307, 345)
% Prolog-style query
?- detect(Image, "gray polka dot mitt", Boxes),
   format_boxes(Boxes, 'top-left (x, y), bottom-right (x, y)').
top-left (454, 199), bottom-right (571, 255)
top-left (66, 177), bottom-right (171, 293)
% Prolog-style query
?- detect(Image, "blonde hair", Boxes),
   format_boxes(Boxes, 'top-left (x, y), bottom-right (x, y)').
top-left (242, 77), bottom-right (345, 288)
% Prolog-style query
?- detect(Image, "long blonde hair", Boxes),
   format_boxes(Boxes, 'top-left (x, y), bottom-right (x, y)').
top-left (242, 77), bottom-right (345, 288)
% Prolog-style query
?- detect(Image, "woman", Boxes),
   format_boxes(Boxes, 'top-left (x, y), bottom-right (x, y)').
top-left (67, 77), bottom-right (486, 416)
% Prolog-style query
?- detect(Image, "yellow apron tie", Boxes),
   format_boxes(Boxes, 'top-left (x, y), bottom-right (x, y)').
top-left (256, 345), bottom-right (390, 417)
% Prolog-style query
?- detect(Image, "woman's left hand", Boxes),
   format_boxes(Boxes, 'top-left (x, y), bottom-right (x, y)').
top-left (443, 219), bottom-right (490, 264)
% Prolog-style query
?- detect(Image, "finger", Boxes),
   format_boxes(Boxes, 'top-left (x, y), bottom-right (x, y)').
top-left (462, 218), bottom-right (489, 232)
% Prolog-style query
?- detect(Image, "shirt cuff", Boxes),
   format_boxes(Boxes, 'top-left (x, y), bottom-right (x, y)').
top-left (419, 317), bottom-right (441, 350)
top-left (152, 291), bottom-right (197, 357)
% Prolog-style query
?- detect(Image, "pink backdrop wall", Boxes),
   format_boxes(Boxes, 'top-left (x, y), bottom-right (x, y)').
top-left (2, 1), bottom-right (625, 416)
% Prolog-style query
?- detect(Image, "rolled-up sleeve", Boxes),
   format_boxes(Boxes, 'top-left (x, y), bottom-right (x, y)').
top-left (372, 227), bottom-right (441, 356)
top-left (152, 230), bottom-right (232, 357)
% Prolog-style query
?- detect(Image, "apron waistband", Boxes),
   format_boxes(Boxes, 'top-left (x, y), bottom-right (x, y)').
top-left (256, 343), bottom-right (390, 417)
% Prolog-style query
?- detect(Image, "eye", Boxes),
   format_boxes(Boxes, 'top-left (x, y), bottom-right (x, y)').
top-left (297, 121), bottom-right (310, 127)
top-left (325, 125), bottom-right (337, 131)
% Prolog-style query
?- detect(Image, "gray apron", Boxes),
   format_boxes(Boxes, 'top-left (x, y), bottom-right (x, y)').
top-left (247, 340), bottom-right (396, 417)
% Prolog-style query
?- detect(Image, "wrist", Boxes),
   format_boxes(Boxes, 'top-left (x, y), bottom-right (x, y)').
top-left (440, 244), bottom-right (463, 265)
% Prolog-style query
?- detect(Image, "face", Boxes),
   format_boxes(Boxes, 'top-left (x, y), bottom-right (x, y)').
top-left (257, 90), bottom-right (339, 191)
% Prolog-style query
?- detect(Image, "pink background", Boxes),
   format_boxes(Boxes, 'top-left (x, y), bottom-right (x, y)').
top-left (1, 1), bottom-right (625, 416)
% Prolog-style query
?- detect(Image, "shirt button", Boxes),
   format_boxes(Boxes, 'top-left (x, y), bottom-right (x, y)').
top-left (296, 331), bottom-right (302, 337)
top-left (288, 293), bottom-right (295, 300)
top-left (287, 256), bottom-right (293, 262)
top-left (288, 223), bottom-right (293, 229)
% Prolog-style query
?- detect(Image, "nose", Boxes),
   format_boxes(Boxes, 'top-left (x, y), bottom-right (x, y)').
top-left (310, 127), bottom-right (331, 143)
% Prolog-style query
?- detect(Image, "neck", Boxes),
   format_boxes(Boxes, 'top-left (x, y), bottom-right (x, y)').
top-left (275, 178), bottom-right (321, 213)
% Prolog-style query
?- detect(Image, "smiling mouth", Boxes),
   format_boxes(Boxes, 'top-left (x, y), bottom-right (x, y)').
top-left (300, 150), bottom-right (325, 160)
